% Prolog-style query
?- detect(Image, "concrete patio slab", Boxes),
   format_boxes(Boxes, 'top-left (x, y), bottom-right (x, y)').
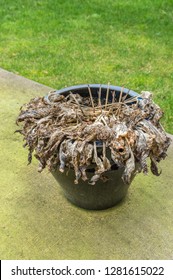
top-left (0, 68), bottom-right (173, 260)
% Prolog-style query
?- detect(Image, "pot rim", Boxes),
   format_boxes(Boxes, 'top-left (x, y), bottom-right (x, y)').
top-left (44, 84), bottom-right (141, 104)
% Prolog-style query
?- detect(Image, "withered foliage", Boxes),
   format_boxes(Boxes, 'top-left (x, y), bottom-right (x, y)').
top-left (16, 87), bottom-right (171, 185)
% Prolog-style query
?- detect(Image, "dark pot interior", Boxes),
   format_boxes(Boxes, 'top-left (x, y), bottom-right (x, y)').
top-left (46, 84), bottom-right (140, 104)
top-left (49, 84), bottom-right (139, 210)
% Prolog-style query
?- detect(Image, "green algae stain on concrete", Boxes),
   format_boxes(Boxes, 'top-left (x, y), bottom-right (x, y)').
top-left (0, 68), bottom-right (173, 260)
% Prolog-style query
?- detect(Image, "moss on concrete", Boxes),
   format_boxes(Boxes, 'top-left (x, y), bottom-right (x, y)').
top-left (0, 68), bottom-right (173, 259)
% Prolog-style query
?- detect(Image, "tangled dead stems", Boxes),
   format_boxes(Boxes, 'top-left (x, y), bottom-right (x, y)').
top-left (16, 86), bottom-right (171, 185)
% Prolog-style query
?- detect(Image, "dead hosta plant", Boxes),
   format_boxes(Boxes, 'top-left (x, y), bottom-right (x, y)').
top-left (16, 85), bottom-right (171, 186)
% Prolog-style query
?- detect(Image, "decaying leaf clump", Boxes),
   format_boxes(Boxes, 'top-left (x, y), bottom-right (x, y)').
top-left (16, 87), bottom-right (171, 185)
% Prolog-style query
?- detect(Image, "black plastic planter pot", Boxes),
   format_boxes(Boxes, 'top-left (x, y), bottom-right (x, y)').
top-left (49, 84), bottom-right (140, 210)
top-left (52, 166), bottom-right (132, 210)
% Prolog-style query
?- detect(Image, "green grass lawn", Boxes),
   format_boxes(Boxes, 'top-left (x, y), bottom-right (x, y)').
top-left (0, 0), bottom-right (173, 132)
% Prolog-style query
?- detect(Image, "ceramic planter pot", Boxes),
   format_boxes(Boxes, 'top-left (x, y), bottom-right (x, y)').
top-left (49, 84), bottom-right (140, 210)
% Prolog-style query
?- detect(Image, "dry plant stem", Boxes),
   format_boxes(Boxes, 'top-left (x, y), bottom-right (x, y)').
top-left (94, 97), bottom-right (138, 109)
top-left (124, 96), bottom-right (138, 104)
top-left (94, 141), bottom-right (98, 163)
top-left (119, 86), bottom-right (124, 103)
top-left (102, 141), bottom-right (106, 160)
top-left (122, 89), bottom-right (130, 102)
top-left (95, 102), bottom-right (119, 109)
top-left (115, 105), bottom-right (121, 116)
top-left (88, 85), bottom-right (95, 113)
top-left (105, 83), bottom-right (110, 109)
top-left (112, 90), bottom-right (115, 103)
top-left (69, 91), bottom-right (85, 115)
top-left (98, 85), bottom-right (102, 112)
top-left (100, 115), bottom-right (108, 126)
